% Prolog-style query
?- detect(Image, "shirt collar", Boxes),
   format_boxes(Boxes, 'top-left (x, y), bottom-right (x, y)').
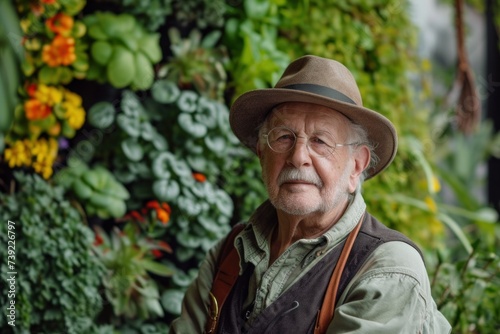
top-left (235, 190), bottom-right (367, 268)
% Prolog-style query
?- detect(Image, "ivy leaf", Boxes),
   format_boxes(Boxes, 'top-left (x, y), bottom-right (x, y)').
top-left (121, 138), bottom-right (144, 161)
top-left (178, 113), bottom-right (207, 138)
top-left (121, 90), bottom-right (145, 118)
top-left (140, 122), bottom-right (155, 141)
top-left (152, 152), bottom-right (172, 179)
top-left (117, 114), bottom-right (140, 137)
top-left (151, 79), bottom-right (180, 104)
top-left (177, 231), bottom-right (202, 248)
top-left (176, 90), bottom-right (198, 113)
top-left (151, 132), bottom-right (168, 150)
top-left (153, 179), bottom-right (180, 201)
top-left (161, 289), bottom-right (184, 315)
top-left (87, 101), bottom-right (116, 129)
top-left (205, 135), bottom-right (225, 153)
top-left (195, 97), bottom-right (217, 128)
top-left (214, 189), bottom-right (233, 217)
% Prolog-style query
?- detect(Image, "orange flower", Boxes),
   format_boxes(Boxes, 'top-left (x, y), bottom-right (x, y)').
top-left (156, 208), bottom-right (170, 224)
top-left (193, 172), bottom-right (207, 182)
top-left (46, 13), bottom-right (74, 36)
top-left (42, 35), bottom-right (76, 67)
top-left (41, 0), bottom-right (57, 4)
top-left (24, 99), bottom-right (51, 120)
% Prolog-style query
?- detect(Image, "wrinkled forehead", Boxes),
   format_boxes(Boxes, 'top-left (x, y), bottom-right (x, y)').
top-left (265, 102), bottom-right (352, 134)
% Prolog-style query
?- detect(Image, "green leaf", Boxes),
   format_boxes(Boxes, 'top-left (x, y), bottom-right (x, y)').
top-left (117, 114), bottom-right (140, 137)
top-left (195, 97), bottom-right (217, 128)
top-left (121, 90), bottom-right (145, 117)
top-left (151, 79), bottom-right (180, 104)
top-left (152, 152), bottom-right (172, 179)
top-left (178, 113), bottom-right (207, 138)
top-left (121, 138), bottom-right (144, 161)
top-left (87, 101), bottom-right (116, 129)
top-left (176, 90), bottom-right (198, 113)
top-left (205, 135), bottom-right (225, 153)
top-left (161, 289), bottom-right (184, 315)
top-left (153, 179), bottom-right (180, 202)
top-left (141, 259), bottom-right (175, 277)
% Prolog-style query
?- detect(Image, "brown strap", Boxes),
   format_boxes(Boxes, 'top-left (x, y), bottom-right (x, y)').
top-left (314, 213), bottom-right (364, 334)
top-left (204, 223), bottom-right (245, 334)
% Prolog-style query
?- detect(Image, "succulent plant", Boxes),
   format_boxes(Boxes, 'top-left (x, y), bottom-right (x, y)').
top-left (84, 12), bottom-right (163, 90)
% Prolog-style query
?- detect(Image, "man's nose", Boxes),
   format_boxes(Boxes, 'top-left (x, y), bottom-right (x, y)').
top-left (286, 137), bottom-right (312, 167)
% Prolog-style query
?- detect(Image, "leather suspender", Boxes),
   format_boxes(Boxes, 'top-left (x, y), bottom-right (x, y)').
top-left (314, 213), bottom-right (364, 333)
top-left (204, 214), bottom-right (365, 334)
top-left (204, 223), bottom-right (245, 334)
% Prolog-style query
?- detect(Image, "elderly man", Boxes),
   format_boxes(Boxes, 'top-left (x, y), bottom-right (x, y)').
top-left (170, 55), bottom-right (451, 333)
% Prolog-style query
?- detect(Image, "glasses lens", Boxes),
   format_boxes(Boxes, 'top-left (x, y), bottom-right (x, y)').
top-left (267, 127), bottom-right (295, 153)
top-left (307, 131), bottom-right (336, 156)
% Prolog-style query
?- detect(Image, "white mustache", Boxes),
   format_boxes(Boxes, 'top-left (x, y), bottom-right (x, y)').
top-left (277, 168), bottom-right (323, 188)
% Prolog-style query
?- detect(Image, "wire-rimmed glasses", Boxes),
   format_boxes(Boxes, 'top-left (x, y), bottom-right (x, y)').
top-left (262, 126), bottom-right (361, 157)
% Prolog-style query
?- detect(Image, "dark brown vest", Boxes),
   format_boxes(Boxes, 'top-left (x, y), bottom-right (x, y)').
top-left (216, 213), bottom-right (422, 334)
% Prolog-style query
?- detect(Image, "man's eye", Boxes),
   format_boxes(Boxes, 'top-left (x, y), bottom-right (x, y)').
top-left (277, 134), bottom-right (294, 142)
top-left (311, 137), bottom-right (327, 145)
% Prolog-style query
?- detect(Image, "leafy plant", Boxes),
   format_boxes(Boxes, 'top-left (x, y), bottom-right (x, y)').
top-left (112, 0), bottom-right (173, 32)
top-left (430, 238), bottom-right (500, 333)
top-left (161, 27), bottom-right (228, 99)
top-left (56, 158), bottom-right (131, 219)
top-left (84, 12), bottom-right (162, 90)
top-left (93, 222), bottom-right (174, 320)
top-left (0, 172), bottom-right (104, 333)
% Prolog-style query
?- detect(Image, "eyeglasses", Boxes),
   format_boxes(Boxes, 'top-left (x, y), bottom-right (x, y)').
top-left (262, 126), bottom-right (361, 157)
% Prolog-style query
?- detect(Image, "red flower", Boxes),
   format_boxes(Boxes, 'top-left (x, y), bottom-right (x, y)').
top-left (151, 249), bottom-right (162, 258)
top-left (93, 233), bottom-right (104, 246)
top-left (193, 172), bottom-right (207, 182)
top-left (26, 83), bottom-right (38, 97)
top-left (146, 200), bottom-right (160, 210)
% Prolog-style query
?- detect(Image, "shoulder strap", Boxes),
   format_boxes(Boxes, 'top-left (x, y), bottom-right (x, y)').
top-left (204, 223), bottom-right (246, 334)
top-left (314, 213), bottom-right (364, 334)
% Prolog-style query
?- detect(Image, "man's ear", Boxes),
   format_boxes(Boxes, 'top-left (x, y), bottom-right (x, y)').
top-left (348, 146), bottom-right (370, 193)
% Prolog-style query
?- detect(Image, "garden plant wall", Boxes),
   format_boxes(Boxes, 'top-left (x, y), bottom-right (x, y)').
top-left (0, 0), bottom-right (499, 333)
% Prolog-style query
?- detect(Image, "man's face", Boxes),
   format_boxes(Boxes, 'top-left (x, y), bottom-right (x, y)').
top-left (257, 102), bottom-right (368, 217)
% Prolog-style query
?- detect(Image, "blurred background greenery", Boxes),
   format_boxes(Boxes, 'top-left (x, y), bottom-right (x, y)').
top-left (0, 0), bottom-right (499, 333)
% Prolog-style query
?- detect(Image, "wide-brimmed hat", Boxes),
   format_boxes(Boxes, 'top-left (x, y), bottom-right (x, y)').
top-left (229, 55), bottom-right (397, 179)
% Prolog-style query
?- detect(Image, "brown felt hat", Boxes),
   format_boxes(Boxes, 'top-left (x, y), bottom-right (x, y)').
top-left (229, 55), bottom-right (397, 179)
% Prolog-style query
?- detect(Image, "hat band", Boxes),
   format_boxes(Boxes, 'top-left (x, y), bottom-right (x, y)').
top-left (282, 84), bottom-right (356, 105)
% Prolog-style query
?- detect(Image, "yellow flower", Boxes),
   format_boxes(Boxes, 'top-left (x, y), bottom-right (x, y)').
top-left (31, 138), bottom-right (49, 158)
top-left (31, 138), bottom-right (58, 179)
top-left (32, 157), bottom-right (54, 179)
top-left (3, 140), bottom-right (32, 168)
top-left (35, 84), bottom-right (63, 106)
top-left (64, 90), bottom-right (82, 106)
top-left (64, 103), bottom-right (85, 129)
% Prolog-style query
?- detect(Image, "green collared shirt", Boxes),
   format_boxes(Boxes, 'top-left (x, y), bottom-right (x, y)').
top-left (170, 191), bottom-right (452, 333)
